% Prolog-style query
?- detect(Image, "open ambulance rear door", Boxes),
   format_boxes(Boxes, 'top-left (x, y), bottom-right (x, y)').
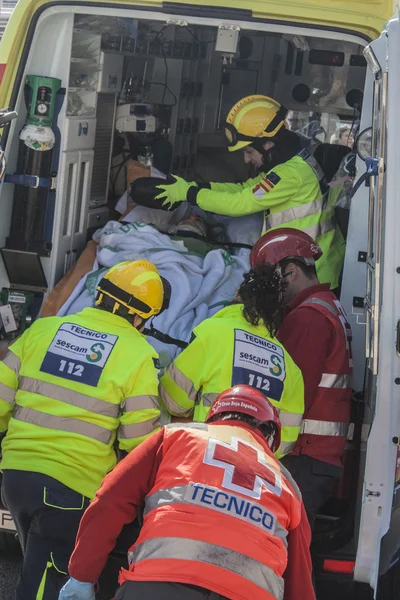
top-left (350, 10), bottom-right (400, 594)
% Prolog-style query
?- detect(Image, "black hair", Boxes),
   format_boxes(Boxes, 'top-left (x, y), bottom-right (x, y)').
top-left (238, 263), bottom-right (286, 336)
top-left (280, 257), bottom-right (317, 280)
top-left (252, 128), bottom-right (303, 170)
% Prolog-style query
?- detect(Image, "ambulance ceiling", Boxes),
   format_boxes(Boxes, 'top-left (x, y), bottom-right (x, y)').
top-left (15, 0), bottom-right (395, 43)
top-left (161, 0), bottom-right (394, 41)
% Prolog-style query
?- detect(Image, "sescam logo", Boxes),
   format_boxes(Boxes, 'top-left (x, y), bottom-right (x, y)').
top-left (269, 355), bottom-right (283, 377)
top-left (232, 329), bottom-right (286, 402)
top-left (40, 323), bottom-right (118, 387)
top-left (86, 343), bottom-right (105, 363)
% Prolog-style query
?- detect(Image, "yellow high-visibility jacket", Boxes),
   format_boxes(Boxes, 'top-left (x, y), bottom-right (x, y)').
top-left (0, 307), bottom-right (160, 499)
top-left (160, 304), bottom-right (304, 458)
top-left (193, 154), bottom-right (345, 289)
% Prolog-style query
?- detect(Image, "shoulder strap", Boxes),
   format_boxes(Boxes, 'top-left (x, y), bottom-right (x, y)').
top-left (143, 324), bottom-right (189, 350)
top-left (297, 148), bottom-right (329, 195)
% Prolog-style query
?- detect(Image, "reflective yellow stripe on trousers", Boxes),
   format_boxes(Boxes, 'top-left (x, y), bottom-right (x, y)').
top-left (130, 537), bottom-right (284, 600)
top-left (36, 553), bottom-right (67, 600)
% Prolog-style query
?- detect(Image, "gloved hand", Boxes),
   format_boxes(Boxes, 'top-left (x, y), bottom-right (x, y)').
top-left (155, 175), bottom-right (196, 210)
top-left (58, 577), bottom-right (95, 600)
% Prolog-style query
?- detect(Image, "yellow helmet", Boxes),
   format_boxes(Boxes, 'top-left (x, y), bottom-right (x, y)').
top-left (225, 95), bottom-right (288, 152)
top-left (95, 260), bottom-right (168, 320)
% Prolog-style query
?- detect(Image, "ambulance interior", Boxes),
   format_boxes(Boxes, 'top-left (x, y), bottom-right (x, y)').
top-left (0, 10), bottom-right (369, 561)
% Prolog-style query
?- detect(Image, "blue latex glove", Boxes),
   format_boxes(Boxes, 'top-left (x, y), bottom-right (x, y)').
top-left (58, 577), bottom-right (95, 600)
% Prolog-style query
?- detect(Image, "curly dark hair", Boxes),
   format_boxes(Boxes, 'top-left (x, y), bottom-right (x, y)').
top-left (238, 263), bottom-right (286, 336)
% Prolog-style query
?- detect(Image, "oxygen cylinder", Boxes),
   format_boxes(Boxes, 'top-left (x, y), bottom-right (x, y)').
top-left (7, 75), bottom-right (61, 256)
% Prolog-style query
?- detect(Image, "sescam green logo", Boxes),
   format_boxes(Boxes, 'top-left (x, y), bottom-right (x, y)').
top-left (269, 355), bottom-right (282, 377)
top-left (86, 342), bottom-right (105, 363)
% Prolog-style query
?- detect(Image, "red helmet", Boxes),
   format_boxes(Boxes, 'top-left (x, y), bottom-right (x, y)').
top-left (250, 227), bottom-right (323, 269)
top-left (206, 385), bottom-right (281, 452)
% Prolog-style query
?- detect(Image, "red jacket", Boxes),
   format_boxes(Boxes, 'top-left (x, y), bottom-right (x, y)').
top-left (69, 422), bottom-right (315, 600)
top-left (277, 284), bottom-right (353, 467)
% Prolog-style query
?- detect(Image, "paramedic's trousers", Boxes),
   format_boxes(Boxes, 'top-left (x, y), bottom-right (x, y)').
top-left (1, 470), bottom-right (90, 600)
top-left (115, 581), bottom-right (229, 599)
top-left (281, 454), bottom-right (341, 529)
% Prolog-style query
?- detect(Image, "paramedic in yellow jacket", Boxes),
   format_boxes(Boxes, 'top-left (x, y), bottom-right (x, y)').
top-left (0, 260), bottom-right (168, 600)
top-left (155, 95), bottom-right (344, 290)
top-left (160, 262), bottom-right (304, 458)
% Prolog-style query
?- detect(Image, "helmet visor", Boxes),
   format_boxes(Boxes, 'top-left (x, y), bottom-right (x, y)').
top-left (96, 275), bottom-right (171, 319)
top-left (224, 123), bottom-right (235, 145)
top-left (224, 122), bottom-right (258, 148)
top-left (159, 276), bottom-right (171, 315)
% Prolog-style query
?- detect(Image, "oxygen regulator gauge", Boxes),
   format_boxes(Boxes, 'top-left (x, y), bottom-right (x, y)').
top-left (36, 103), bottom-right (48, 116)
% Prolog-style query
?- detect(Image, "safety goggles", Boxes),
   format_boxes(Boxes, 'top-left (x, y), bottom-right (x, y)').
top-left (224, 104), bottom-right (288, 147)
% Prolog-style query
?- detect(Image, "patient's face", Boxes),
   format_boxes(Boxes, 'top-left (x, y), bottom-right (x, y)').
top-left (339, 129), bottom-right (354, 148)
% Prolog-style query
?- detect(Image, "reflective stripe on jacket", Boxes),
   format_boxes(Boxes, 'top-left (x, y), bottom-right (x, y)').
top-left (160, 304), bottom-right (304, 458)
top-left (0, 307), bottom-right (160, 498)
top-left (120, 422), bottom-right (303, 600)
top-left (288, 292), bottom-right (353, 465)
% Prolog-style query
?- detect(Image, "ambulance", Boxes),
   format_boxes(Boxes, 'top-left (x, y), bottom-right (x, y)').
top-left (0, 0), bottom-right (398, 598)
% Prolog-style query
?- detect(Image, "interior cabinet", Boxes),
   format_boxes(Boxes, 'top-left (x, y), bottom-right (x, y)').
top-left (67, 29), bottom-right (101, 118)
top-left (49, 149), bottom-right (94, 289)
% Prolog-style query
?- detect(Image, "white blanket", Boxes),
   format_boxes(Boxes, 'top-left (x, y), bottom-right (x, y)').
top-left (58, 221), bottom-right (249, 366)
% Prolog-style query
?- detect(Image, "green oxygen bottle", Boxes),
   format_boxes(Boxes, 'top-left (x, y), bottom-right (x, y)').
top-left (7, 75), bottom-right (61, 256)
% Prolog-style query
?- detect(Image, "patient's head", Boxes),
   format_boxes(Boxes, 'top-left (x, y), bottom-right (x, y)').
top-left (237, 263), bottom-right (286, 336)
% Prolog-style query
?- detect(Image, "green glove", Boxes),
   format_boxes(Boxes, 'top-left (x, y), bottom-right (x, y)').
top-left (155, 175), bottom-right (196, 210)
